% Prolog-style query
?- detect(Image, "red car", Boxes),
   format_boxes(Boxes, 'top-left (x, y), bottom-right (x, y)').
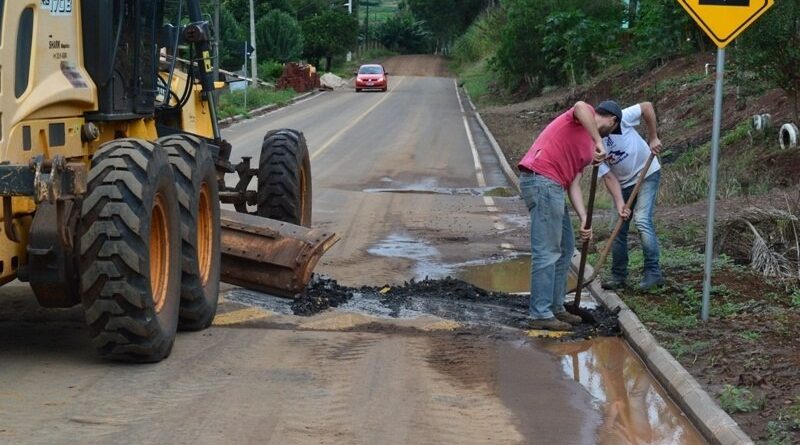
top-left (355, 64), bottom-right (388, 92)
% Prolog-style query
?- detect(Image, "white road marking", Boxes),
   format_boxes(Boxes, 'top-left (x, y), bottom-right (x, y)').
top-left (454, 79), bottom-right (506, 231)
top-left (310, 78), bottom-right (406, 161)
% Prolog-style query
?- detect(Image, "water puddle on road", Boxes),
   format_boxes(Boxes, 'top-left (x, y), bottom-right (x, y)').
top-left (459, 257), bottom-right (704, 444)
top-left (457, 256), bottom-right (593, 307)
top-left (546, 338), bottom-right (706, 445)
top-left (367, 233), bottom-right (455, 279)
top-left (363, 185), bottom-right (515, 197)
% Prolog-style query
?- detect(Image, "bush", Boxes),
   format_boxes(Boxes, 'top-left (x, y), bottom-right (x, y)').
top-left (451, 7), bottom-right (505, 68)
top-left (256, 10), bottom-right (304, 63)
top-left (493, 0), bottom-right (623, 93)
top-left (377, 12), bottom-right (432, 54)
top-left (259, 60), bottom-right (285, 81)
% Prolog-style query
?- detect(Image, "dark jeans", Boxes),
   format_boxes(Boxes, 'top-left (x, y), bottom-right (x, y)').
top-left (611, 170), bottom-right (662, 281)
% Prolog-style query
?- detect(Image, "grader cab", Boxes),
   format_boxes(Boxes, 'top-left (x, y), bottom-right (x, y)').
top-left (0, 1), bottom-right (338, 362)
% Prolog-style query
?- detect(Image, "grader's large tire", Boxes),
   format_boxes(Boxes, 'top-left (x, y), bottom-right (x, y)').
top-left (160, 134), bottom-right (221, 331)
top-left (79, 139), bottom-right (181, 362)
top-left (257, 129), bottom-right (312, 227)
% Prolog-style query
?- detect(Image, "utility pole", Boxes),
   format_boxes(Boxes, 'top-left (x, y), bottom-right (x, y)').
top-left (249, 0), bottom-right (258, 88)
top-left (346, 0), bottom-right (352, 62)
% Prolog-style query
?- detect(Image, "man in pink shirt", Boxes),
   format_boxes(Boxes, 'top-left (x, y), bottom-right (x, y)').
top-left (518, 100), bottom-right (621, 331)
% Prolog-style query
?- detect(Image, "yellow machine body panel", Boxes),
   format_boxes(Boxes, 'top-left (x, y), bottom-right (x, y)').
top-left (0, 3), bottom-right (99, 280)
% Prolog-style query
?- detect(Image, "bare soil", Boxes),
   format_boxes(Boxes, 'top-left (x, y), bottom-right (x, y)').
top-left (380, 54), bottom-right (454, 78)
top-left (477, 53), bottom-right (800, 443)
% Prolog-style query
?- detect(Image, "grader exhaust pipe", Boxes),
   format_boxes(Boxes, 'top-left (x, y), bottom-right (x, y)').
top-left (219, 210), bottom-right (339, 297)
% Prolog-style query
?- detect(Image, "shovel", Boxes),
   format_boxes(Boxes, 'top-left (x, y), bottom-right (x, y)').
top-left (565, 164), bottom-right (600, 323)
top-left (573, 153), bottom-right (657, 290)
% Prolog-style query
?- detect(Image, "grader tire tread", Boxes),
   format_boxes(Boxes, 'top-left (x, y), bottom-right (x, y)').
top-left (257, 129), bottom-right (311, 226)
top-left (79, 139), bottom-right (180, 363)
top-left (161, 134), bottom-right (221, 331)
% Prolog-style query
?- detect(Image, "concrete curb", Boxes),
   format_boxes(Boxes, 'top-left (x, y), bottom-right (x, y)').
top-left (218, 90), bottom-right (320, 128)
top-left (460, 85), bottom-right (753, 445)
top-left (463, 91), bottom-right (520, 191)
top-left (572, 259), bottom-right (754, 445)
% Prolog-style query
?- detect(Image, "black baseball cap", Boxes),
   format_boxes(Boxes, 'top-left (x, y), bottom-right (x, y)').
top-left (596, 100), bottom-right (623, 135)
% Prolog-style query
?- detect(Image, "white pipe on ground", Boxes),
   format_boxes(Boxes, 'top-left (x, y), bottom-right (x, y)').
top-left (779, 123), bottom-right (799, 150)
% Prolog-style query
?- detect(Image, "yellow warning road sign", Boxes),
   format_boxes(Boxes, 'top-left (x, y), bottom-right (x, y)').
top-left (677, 0), bottom-right (775, 48)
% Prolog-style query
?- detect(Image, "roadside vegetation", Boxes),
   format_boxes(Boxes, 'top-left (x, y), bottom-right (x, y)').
top-left (443, 1), bottom-right (800, 443)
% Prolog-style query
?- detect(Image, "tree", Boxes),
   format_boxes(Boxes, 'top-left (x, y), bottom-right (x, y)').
top-left (737, 2), bottom-right (800, 121)
top-left (377, 12), bottom-right (431, 54)
top-left (405, 0), bottom-right (493, 49)
top-left (493, 0), bottom-right (623, 93)
top-left (222, 0), bottom-right (270, 24)
top-left (539, 10), bottom-right (617, 86)
top-left (289, 0), bottom-right (331, 20)
top-left (630, 0), bottom-right (696, 63)
top-left (256, 10), bottom-right (304, 62)
top-left (218, 6), bottom-right (247, 71)
top-left (302, 9), bottom-right (358, 71)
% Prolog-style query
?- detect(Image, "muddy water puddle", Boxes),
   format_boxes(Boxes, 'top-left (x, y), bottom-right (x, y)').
top-left (468, 258), bottom-right (703, 443)
top-left (547, 337), bottom-right (706, 445)
top-left (363, 185), bottom-right (515, 197)
top-left (367, 234), bottom-right (455, 279)
top-left (457, 255), bottom-right (596, 308)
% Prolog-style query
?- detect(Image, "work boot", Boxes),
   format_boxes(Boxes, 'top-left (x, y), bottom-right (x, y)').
top-left (639, 274), bottom-right (664, 290)
top-left (601, 277), bottom-right (626, 290)
top-left (554, 311), bottom-right (583, 326)
top-left (528, 317), bottom-right (573, 331)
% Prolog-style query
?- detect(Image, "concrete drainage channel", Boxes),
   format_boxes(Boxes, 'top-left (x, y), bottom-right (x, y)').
top-left (463, 88), bottom-right (753, 445)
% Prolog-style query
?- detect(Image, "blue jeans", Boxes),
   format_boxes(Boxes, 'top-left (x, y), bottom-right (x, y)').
top-left (520, 173), bottom-right (574, 320)
top-left (611, 170), bottom-right (662, 281)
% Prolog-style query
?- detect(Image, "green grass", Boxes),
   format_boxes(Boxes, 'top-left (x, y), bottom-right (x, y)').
top-left (719, 385), bottom-right (763, 414)
top-left (738, 330), bottom-right (762, 341)
top-left (659, 120), bottom-right (778, 206)
top-left (791, 288), bottom-right (800, 308)
top-left (663, 339), bottom-right (710, 360)
top-left (218, 87), bottom-right (298, 119)
top-left (458, 59), bottom-right (501, 107)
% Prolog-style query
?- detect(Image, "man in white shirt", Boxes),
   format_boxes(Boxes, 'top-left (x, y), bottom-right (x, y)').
top-left (599, 102), bottom-right (663, 290)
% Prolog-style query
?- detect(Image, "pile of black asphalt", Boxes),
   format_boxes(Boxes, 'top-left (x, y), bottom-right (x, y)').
top-left (293, 276), bottom-right (620, 339)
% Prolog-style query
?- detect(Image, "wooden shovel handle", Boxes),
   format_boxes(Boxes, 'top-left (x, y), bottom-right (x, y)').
top-left (586, 153), bottom-right (657, 283)
top-left (573, 164), bottom-right (599, 307)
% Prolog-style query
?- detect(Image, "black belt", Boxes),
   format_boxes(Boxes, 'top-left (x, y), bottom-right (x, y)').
top-left (519, 166), bottom-right (537, 175)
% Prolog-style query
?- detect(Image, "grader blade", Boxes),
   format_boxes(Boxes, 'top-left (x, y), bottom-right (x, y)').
top-left (219, 210), bottom-right (339, 297)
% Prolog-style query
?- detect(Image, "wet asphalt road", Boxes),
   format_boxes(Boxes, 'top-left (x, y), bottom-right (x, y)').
top-left (0, 69), bottom-right (611, 444)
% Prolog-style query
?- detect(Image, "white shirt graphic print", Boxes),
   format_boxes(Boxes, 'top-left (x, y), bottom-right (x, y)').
top-left (598, 104), bottom-right (661, 189)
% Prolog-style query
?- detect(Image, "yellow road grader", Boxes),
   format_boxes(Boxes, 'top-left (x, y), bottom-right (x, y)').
top-left (0, 0), bottom-right (337, 362)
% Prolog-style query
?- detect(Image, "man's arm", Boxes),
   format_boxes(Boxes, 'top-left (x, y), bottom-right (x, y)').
top-left (603, 173), bottom-right (631, 219)
top-left (640, 102), bottom-right (662, 155)
top-left (573, 102), bottom-right (607, 163)
top-left (568, 173), bottom-right (592, 241)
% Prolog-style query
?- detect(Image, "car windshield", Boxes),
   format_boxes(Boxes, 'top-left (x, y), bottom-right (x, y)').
top-left (359, 66), bottom-right (383, 75)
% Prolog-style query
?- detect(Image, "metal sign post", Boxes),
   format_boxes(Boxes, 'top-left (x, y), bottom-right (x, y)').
top-left (243, 42), bottom-right (248, 109)
top-left (701, 48), bottom-right (725, 321)
top-left (676, 0), bottom-right (774, 320)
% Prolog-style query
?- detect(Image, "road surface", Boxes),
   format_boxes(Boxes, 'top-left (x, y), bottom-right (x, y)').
top-left (0, 56), bottom-right (674, 444)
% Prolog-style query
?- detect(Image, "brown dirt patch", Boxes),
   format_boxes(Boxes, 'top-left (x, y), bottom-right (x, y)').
top-left (380, 55), bottom-right (453, 78)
